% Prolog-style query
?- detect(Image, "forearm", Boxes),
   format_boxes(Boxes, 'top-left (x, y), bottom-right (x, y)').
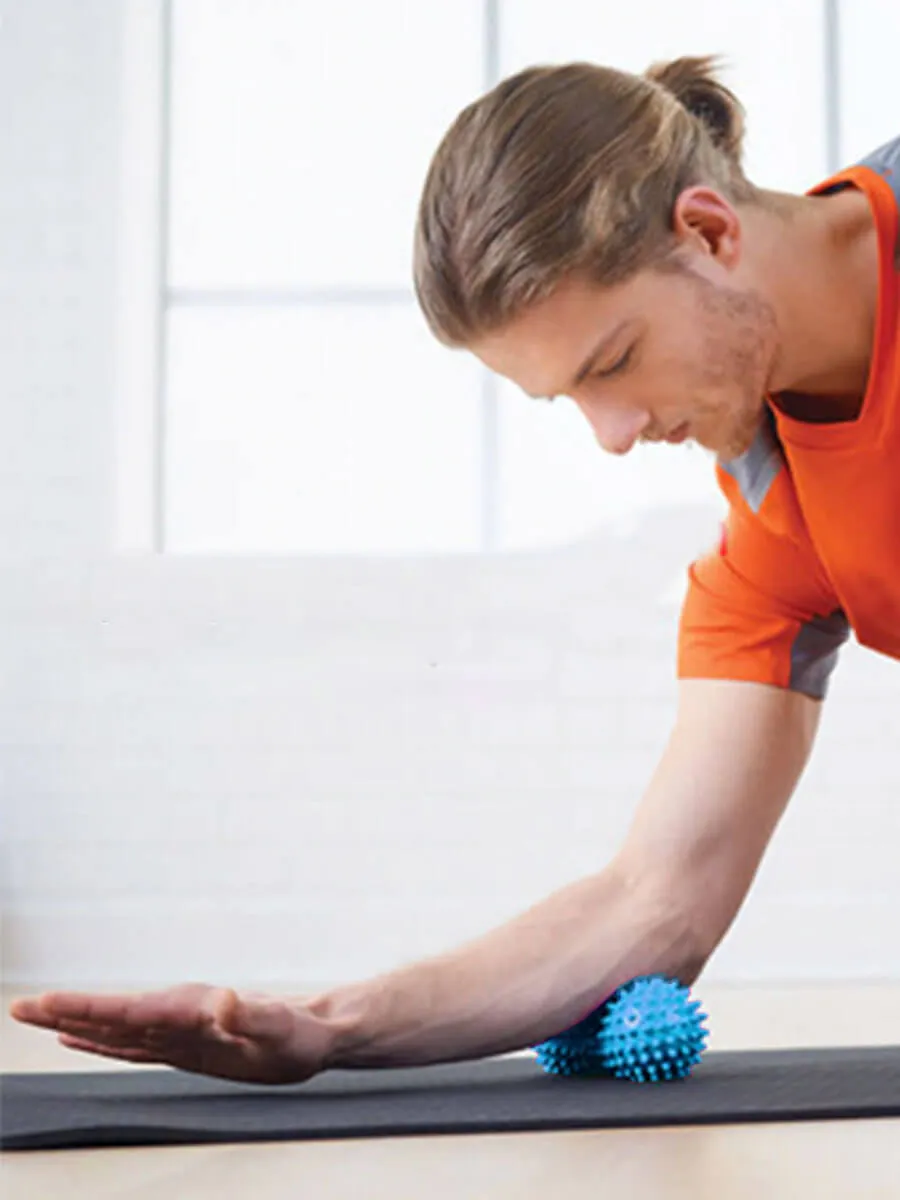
top-left (308, 865), bottom-right (706, 1070)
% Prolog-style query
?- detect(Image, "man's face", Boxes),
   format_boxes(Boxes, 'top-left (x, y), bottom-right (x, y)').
top-left (470, 250), bottom-right (778, 462)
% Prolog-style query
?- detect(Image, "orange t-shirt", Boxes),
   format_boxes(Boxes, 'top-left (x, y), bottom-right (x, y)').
top-left (677, 138), bottom-right (900, 699)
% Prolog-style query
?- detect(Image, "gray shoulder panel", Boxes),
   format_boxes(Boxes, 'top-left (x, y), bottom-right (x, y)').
top-left (719, 413), bottom-right (784, 513)
top-left (856, 135), bottom-right (900, 266)
top-left (857, 134), bottom-right (900, 194)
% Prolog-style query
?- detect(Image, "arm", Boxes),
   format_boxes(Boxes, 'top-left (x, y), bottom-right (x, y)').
top-left (311, 679), bottom-right (821, 1068)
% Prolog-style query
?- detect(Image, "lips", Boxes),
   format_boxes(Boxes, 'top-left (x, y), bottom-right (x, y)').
top-left (665, 422), bottom-right (689, 444)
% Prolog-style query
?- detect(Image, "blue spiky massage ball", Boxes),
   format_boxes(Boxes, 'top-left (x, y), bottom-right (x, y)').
top-left (533, 975), bottom-right (708, 1083)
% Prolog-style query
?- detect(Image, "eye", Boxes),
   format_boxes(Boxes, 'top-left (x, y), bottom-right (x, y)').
top-left (593, 345), bottom-right (635, 379)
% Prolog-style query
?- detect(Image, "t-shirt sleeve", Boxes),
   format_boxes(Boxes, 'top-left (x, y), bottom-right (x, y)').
top-left (677, 493), bottom-right (849, 700)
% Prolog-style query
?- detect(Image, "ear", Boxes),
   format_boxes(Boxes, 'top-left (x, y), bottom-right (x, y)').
top-left (671, 186), bottom-right (742, 267)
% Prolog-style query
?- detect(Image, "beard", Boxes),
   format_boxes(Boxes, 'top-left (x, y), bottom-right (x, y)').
top-left (686, 275), bottom-right (779, 461)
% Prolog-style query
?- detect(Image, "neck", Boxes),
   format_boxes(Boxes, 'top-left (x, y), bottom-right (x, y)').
top-left (757, 188), bottom-right (879, 410)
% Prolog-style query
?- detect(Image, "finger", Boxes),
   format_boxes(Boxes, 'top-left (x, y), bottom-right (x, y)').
top-left (9, 997), bottom-right (114, 1033)
top-left (17, 1005), bottom-right (165, 1052)
top-left (9, 997), bottom-right (62, 1030)
top-left (56, 1018), bottom-right (120, 1040)
top-left (13, 991), bottom-right (152, 1029)
top-left (58, 1034), bottom-right (162, 1065)
top-left (55, 1018), bottom-right (170, 1049)
top-left (18, 985), bottom-right (220, 1035)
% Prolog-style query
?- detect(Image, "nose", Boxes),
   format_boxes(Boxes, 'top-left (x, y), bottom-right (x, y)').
top-left (582, 405), bottom-right (651, 456)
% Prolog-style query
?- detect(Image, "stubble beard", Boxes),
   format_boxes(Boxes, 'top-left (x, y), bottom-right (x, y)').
top-left (694, 280), bottom-right (778, 462)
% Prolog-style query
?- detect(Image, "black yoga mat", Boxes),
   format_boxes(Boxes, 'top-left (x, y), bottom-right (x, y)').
top-left (3, 1046), bottom-right (900, 1151)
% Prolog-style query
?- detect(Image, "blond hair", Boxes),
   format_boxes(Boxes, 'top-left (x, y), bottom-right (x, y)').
top-left (413, 56), bottom-right (757, 347)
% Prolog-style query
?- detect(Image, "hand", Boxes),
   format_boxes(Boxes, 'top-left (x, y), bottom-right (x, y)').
top-left (9, 983), bottom-right (334, 1086)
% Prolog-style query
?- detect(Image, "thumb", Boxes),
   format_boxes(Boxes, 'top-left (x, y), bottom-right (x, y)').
top-left (217, 989), bottom-right (292, 1043)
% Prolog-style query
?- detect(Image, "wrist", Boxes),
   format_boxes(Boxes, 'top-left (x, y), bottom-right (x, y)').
top-left (306, 985), bottom-right (370, 1071)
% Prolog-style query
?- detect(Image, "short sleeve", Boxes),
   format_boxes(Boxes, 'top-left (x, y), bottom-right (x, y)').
top-left (677, 489), bottom-right (849, 701)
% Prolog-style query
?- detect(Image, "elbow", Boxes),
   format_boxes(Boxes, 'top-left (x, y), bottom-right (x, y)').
top-left (615, 862), bottom-right (722, 988)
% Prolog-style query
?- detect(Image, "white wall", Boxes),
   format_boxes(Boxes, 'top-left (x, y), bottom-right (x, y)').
top-left (3, 0), bottom-right (899, 992)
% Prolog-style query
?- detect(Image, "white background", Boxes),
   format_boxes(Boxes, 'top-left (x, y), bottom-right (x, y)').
top-left (3, 0), bottom-right (899, 991)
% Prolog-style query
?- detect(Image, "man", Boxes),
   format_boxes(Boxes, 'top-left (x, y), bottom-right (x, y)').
top-left (11, 56), bottom-right (899, 1085)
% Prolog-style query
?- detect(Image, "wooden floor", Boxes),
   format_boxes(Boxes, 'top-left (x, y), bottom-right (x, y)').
top-left (4, 982), bottom-right (900, 1199)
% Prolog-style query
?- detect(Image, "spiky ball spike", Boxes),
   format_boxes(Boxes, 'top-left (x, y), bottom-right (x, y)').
top-left (531, 1000), bottom-right (611, 1076)
top-left (532, 975), bottom-right (708, 1083)
top-left (599, 975), bottom-right (708, 1082)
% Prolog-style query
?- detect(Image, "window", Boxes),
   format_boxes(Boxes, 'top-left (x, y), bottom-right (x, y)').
top-left (129, 0), bottom-right (830, 555)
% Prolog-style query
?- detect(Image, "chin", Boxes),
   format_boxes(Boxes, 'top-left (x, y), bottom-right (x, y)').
top-left (712, 418), bottom-right (762, 462)
top-left (689, 429), bottom-right (726, 457)
top-left (713, 440), bottom-right (747, 463)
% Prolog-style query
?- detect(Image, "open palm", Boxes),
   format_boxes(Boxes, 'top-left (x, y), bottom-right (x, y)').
top-left (9, 983), bottom-right (334, 1086)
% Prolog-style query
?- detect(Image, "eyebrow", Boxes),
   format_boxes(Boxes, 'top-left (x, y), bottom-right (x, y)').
top-left (527, 320), bottom-right (630, 401)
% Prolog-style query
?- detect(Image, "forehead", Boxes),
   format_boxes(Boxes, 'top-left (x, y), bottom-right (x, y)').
top-left (470, 273), bottom-right (654, 392)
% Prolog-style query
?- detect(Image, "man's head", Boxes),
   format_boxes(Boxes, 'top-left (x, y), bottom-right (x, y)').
top-left (413, 57), bottom-right (781, 461)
